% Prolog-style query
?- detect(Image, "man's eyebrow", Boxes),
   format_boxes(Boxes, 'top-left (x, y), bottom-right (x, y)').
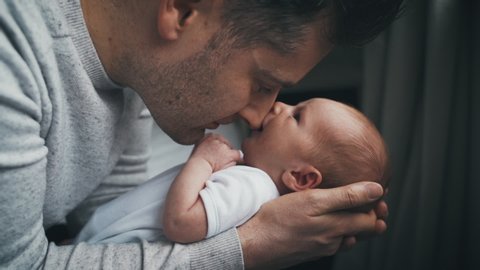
top-left (258, 69), bottom-right (296, 87)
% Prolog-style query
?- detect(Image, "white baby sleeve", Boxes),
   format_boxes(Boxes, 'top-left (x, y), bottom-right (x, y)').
top-left (199, 166), bottom-right (279, 238)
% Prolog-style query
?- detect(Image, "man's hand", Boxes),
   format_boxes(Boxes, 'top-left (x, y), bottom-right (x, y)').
top-left (339, 198), bottom-right (388, 249)
top-left (190, 133), bottom-right (243, 172)
top-left (238, 182), bottom-right (386, 269)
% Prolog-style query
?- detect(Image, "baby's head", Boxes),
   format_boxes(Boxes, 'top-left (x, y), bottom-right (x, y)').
top-left (242, 98), bottom-right (389, 195)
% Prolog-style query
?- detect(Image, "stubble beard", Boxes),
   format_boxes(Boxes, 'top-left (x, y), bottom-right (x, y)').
top-left (123, 32), bottom-right (233, 145)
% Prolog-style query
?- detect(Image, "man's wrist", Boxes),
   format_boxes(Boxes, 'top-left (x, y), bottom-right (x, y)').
top-left (237, 219), bottom-right (270, 270)
top-left (189, 228), bottom-right (244, 269)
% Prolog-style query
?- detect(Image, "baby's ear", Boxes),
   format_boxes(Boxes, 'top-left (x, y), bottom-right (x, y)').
top-left (281, 165), bottom-right (322, 192)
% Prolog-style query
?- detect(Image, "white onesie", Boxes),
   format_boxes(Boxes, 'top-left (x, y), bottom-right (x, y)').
top-left (75, 164), bottom-right (280, 243)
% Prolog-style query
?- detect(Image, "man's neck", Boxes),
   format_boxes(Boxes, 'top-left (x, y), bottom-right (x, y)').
top-left (80, 0), bottom-right (127, 84)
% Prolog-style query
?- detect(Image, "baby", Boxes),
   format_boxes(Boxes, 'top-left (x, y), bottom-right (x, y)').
top-left (75, 98), bottom-right (388, 244)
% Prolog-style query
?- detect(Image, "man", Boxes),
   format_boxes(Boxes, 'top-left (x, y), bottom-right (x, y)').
top-left (0, 0), bottom-right (402, 269)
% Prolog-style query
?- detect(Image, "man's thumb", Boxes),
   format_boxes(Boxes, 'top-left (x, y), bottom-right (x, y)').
top-left (320, 182), bottom-right (384, 212)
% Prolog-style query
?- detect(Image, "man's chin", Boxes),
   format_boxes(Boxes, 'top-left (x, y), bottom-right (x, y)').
top-left (169, 129), bottom-right (206, 145)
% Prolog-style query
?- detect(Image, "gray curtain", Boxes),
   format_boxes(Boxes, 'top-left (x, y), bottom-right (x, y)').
top-left (333, 0), bottom-right (479, 270)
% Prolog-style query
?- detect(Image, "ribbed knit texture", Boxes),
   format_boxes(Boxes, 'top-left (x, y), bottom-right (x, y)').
top-left (58, 0), bottom-right (119, 90)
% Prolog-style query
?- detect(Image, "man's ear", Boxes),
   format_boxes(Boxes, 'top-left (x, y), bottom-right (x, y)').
top-left (281, 165), bottom-right (322, 192)
top-left (157, 0), bottom-right (198, 40)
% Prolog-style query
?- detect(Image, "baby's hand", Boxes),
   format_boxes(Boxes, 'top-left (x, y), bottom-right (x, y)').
top-left (190, 133), bottom-right (243, 172)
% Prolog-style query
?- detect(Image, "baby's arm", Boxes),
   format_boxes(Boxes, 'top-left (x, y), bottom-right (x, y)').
top-left (163, 134), bottom-right (243, 243)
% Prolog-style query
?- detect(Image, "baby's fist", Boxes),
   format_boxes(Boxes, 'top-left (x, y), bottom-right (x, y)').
top-left (191, 134), bottom-right (242, 172)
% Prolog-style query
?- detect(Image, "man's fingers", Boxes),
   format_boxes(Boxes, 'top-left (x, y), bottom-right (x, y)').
top-left (354, 219), bottom-right (388, 243)
top-left (375, 200), bottom-right (389, 220)
top-left (326, 210), bottom-right (378, 237)
top-left (375, 219), bottom-right (387, 234)
top-left (311, 182), bottom-right (384, 213)
top-left (339, 236), bottom-right (356, 251)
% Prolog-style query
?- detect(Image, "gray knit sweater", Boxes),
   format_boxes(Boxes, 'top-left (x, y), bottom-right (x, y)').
top-left (0, 0), bottom-right (243, 269)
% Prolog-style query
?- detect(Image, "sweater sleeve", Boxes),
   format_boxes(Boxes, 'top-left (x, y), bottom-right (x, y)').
top-left (43, 229), bottom-right (243, 270)
top-left (0, 25), bottom-right (50, 269)
top-left (0, 26), bottom-right (244, 270)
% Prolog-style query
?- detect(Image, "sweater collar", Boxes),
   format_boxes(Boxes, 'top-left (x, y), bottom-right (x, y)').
top-left (59, 0), bottom-right (122, 90)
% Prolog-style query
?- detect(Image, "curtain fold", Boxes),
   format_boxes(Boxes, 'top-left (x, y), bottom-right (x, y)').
top-left (333, 0), bottom-right (479, 269)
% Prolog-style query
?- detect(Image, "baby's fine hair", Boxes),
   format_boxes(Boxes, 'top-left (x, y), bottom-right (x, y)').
top-left (310, 101), bottom-right (390, 189)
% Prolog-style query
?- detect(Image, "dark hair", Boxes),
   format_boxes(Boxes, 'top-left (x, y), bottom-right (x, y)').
top-left (221, 0), bottom-right (404, 53)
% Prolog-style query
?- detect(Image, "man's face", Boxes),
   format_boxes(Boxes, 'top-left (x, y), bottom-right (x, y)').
top-left (131, 20), bottom-right (332, 145)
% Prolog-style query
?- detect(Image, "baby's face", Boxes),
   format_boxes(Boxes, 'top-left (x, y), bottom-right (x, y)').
top-left (241, 98), bottom-right (334, 172)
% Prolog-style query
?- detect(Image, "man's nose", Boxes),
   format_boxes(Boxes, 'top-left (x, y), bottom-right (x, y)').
top-left (262, 102), bottom-right (283, 127)
top-left (271, 101), bottom-right (288, 113)
top-left (238, 106), bottom-right (267, 130)
top-left (238, 99), bottom-right (277, 130)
